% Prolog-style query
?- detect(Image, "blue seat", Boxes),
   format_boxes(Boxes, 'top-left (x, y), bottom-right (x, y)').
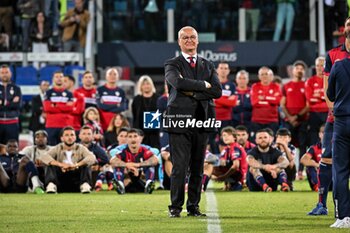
top-left (15, 66), bottom-right (38, 101)
top-left (39, 65), bottom-right (62, 83)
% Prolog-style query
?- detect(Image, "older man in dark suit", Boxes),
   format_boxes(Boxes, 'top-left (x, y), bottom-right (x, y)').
top-left (164, 26), bottom-right (222, 218)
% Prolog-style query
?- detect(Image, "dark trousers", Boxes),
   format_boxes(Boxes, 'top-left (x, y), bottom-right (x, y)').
top-left (0, 122), bottom-right (19, 144)
top-left (169, 131), bottom-right (208, 212)
top-left (45, 166), bottom-right (91, 192)
top-left (308, 112), bottom-right (328, 146)
top-left (332, 117), bottom-right (350, 219)
top-left (322, 121), bottom-right (333, 159)
top-left (46, 128), bottom-right (62, 146)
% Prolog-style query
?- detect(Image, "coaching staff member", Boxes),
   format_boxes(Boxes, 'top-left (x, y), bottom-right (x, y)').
top-left (327, 58), bottom-right (350, 228)
top-left (164, 26), bottom-right (222, 218)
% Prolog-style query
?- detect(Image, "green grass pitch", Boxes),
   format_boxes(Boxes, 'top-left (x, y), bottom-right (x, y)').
top-left (0, 180), bottom-right (344, 233)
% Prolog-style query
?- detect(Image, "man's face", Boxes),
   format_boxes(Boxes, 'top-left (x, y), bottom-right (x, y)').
top-left (7, 142), bottom-right (18, 155)
top-left (35, 134), bottom-right (47, 147)
top-left (117, 131), bottom-right (128, 145)
top-left (40, 81), bottom-right (50, 93)
top-left (63, 77), bottom-right (74, 90)
top-left (79, 129), bottom-right (93, 144)
top-left (0, 67), bottom-right (11, 83)
top-left (53, 73), bottom-right (64, 87)
top-left (236, 73), bottom-right (249, 87)
top-left (61, 130), bottom-right (76, 146)
top-left (217, 63), bottom-right (230, 79)
top-left (292, 65), bottom-right (305, 80)
top-left (178, 28), bottom-right (198, 54)
top-left (106, 69), bottom-right (119, 85)
top-left (255, 132), bottom-right (270, 149)
top-left (258, 68), bottom-right (270, 85)
top-left (276, 135), bottom-right (291, 144)
top-left (82, 73), bottom-right (94, 88)
top-left (127, 132), bottom-right (140, 148)
top-left (315, 59), bottom-right (324, 75)
top-left (344, 18), bottom-right (350, 39)
top-left (236, 130), bottom-right (248, 146)
top-left (221, 132), bottom-right (235, 145)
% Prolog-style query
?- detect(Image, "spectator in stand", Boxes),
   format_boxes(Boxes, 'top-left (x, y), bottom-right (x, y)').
top-left (0, 65), bottom-right (22, 144)
top-left (247, 128), bottom-right (290, 192)
top-left (235, 125), bottom-right (256, 152)
top-left (132, 75), bottom-right (160, 149)
top-left (63, 75), bottom-right (85, 135)
top-left (233, 70), bottom-right (252, 129)
top-left (301, 124), bottom-right (324, 192)
top-left (157, 82), bottom-right (169, 148)
top-left (240, 0), bottom-right (261, 40)
top-left (60, 0), bottom-right (90, 52)
top-left (280, 60), bottom-right (308, 180)
top-left (202, 126), bottom-right (247, 192)
top-left (40, 126), bottom-right (96, 194)
top-left (305, 57), bottom-right (328, 146)
top-left (20, 130), bottom-right (51, 185)
top-left (274, 128), bottom-right (296, 190)
top-left (0, 139), bottom-right (44, 194)
top-left (75, 71), bottom-right (97, 109)
top-left (96, 68), bottom-right (128, 131)
top-left (272, 0), bottom-right (295, 41)
top-left (83, 107), bottom-right (103, 145)
top-left (43, 71), bottom-right (74, 145)
top-left (17, 0), bottom-right (40, 51)
top-left (43, 0), bottom-right (59, 36)
top-left (30, 11), bottom-right (52, 69)
top-left (250, 66), bottom-right (282, 138)
top-left (109, 128), bottom-right (158, 194)
top-left (0, 0), bottom-right (14, 47)
top-left (104, 113), bottom-right (130, 149)
top-left (29, 80), bottom-right (50, 138)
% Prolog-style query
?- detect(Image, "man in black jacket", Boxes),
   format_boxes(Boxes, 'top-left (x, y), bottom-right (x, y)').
top-left (164, 26), bottom-right (221, 218)
top-left (0, 64), bottom-right (22, 144)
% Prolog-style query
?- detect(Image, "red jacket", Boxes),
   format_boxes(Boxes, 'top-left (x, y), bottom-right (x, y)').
top-left (251, 82), bottom-right (282, 124)
top-left (305, 75), bottom-right (328, 113)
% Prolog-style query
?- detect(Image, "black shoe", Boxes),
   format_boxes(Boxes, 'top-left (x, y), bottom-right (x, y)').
top-left (168, 208), bottom-right (181, 218)
top-left (187, 209), bottom-right (206, 217)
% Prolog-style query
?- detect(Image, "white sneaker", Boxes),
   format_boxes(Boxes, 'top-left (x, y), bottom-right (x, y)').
top-left (80, 182), bottom-right (91, 194)
top-left (331, 218), bottom-right (344, 228)
top-left (144, 180), bottom-right (155, 194)
top-left (46, 182), bottom-right (57, 194)
top-left (337, 217), bottom-right (350, 228)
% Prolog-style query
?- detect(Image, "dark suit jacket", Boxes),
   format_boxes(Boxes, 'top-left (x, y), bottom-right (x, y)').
top-left (29, 94), bottom-right (45, 132)
top-left (164, 55), bottom-right (222, 133)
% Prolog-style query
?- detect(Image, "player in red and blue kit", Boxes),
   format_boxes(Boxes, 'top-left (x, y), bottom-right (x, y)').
top-left (301, 124), bottom-right (324, 193)
top-left (250, 67), bottom-right (282, 137)
top-left (202, 126), bottom-right (246, 191)
top-left (43, 71), bottom-right (74, 145)
top-left (0, 65), bottom-right (22, 144)
top-left (109, 128), bottom-right (158, 194)
top-left (305, 57), bottom-right (328, 145)
top-left (308, 17), bottom-right (350, 223)
top-left (96, 68), bottom-right (128, 131)
top-left (75, 71), bottom-right (97, 109)
top-left (233, 70), bottom-right (252, 129)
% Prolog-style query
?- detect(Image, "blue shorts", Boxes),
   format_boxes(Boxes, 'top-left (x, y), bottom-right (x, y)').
top-left (321, 121), bottom-right (333, 159)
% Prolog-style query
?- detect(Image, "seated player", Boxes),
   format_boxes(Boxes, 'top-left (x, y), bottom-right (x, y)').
top-left (202, 126), bottom-right (247, 191)
top-left (0, 140), bottom-right (44, 194)
top-left (274, 128), bottom-right (297, 190)
top-left (301, 124), bottom-right (324, 192)
top-left (109, 128), bottom-right (158, 194)
top-left (247, 128), bottom-right (290, 192)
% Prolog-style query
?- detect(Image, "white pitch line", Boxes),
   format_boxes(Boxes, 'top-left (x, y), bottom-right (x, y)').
top-left (205, 182), bottom-right (222, 233)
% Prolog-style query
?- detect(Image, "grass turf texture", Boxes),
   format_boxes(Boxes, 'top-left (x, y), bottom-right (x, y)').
top-left (0, 180), bottom-right (343, 233)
